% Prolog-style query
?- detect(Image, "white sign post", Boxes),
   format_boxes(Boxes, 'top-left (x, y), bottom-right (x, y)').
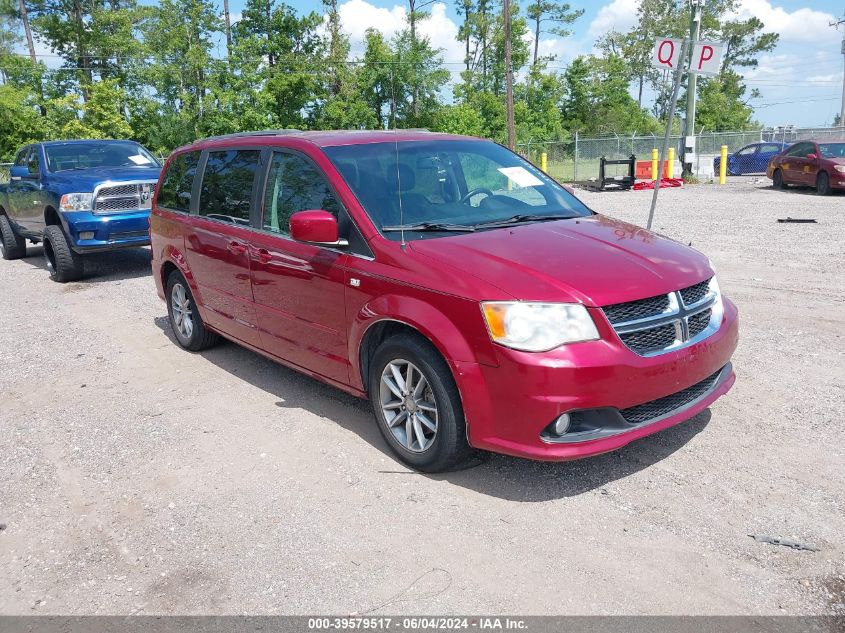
top-left (690, 41), bottom-right (726, 75)
top-left (652, 38), bottom-right (684, 71)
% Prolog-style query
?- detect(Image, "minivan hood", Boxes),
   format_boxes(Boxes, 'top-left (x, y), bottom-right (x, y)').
top-left (408, 214), bottom-right (713, 306)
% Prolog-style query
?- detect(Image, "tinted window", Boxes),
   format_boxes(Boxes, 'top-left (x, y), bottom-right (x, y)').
top-left (14, 147), bottom-right (28, 167)
top-left (736, 145), bottom-right (757, 156)
top-left (198, 150), bottom-right (260, 225)
top-left (158, 151), bottom-right (200, 213)
top-left (787, 143), bottom-right (812, 157)
top-left (263, 152), bottom-right (340, 234)
top-left (27, 149), bottom-right (40, 175)
top-left (761, 144), bottom-right (784, 153)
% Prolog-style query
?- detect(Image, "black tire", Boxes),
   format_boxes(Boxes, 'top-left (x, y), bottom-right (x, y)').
top-left (816, 171), bottom-right (831, 196)
top-left (43, 225), bottom-right (83, 282)
top-left (772, 168), bottom-right (787, 190)
top-left (368, 333), bottom-right (472, 472)
top-left (165, 270), bottom-right (219, 351)
top-left (0, 214), bottom-right (26, 260)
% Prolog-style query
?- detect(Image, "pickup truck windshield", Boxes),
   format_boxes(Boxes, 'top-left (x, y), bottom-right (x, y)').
top-left (45, 142), bottom-right (160, 172)
top-left (323, 139), bottom-right (591, 240)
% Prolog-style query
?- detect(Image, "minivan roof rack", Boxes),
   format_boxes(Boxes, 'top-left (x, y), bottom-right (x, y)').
top-left (195, 129), bottom-right (302, 143)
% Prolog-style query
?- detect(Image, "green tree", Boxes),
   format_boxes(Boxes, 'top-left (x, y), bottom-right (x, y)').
top-left (525, 0), bottom-right (582, 67)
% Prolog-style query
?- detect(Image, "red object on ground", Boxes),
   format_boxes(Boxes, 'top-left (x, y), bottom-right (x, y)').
top-left (634, 160), bottom-right (669, 180)
top-left (633, 177), bottom-right (684, 190)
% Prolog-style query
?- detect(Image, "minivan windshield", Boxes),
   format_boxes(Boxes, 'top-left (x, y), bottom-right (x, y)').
top-left (323, 139), bottom-right (592, 240)
top-left (45, 142), bottom-right (160, 172)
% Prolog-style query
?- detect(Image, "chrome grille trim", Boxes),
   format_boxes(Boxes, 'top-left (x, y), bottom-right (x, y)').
top-left (92, 180), bottom-right (156, 215)
top-left (601, 278), bottom-right (721, 357)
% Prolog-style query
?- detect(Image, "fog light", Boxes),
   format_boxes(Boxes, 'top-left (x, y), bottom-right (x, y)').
top-left (79, 231), bottom-right (95, 240)
top-left (553, 413), bottom-right (571, 436)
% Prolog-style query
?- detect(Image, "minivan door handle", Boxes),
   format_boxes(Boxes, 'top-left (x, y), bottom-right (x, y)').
top-left (255, 248), bottom-right (273, 264)
top-left (227, 240), bottom-right (247, 255)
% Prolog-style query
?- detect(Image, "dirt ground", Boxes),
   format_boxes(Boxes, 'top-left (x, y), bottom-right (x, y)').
top-left (0, 179), bottom-right (843, 616)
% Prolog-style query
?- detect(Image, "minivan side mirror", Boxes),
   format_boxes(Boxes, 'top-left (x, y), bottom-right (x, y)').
top-left (290, 210), bottom-right (348, 247)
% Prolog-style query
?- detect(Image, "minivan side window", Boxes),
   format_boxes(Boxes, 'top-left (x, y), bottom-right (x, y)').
top-left (158, 151), bottom-right (200, 213)
top-left (263, 152), bottom-right (340, 234)
top-left (198, 150), bottom-right (260, 225)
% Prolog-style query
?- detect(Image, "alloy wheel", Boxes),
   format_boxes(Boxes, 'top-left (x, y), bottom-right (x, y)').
top-left (171, 282), bottom-right (194, 340)
top-left (379, 359), bottom-right (439, 453)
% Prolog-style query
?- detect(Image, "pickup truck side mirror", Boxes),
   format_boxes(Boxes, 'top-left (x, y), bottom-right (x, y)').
top-left (290, 210), bottom-right (348, 247)
top-left (9, 165), bottom-right (28, 180)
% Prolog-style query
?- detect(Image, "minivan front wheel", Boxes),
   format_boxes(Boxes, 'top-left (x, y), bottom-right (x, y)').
top-left (369, 334), bottom-right (472, 472)
top-left (166, 271), bottom-right (219, 351)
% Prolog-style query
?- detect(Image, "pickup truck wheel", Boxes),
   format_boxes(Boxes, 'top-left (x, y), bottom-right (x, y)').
top-left (43, 225), bottom-right (83, 282)
top-left (0, 215), bottom-right (27, 260)
top-left (166, 271), bottom-right (219, 351)
top-left (369, 333), bottom-right (472, 472)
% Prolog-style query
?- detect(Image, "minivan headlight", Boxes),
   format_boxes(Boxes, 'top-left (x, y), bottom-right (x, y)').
top-left (481, 302), bottom-right (599, 352)
top-left (59, 193), bottom-right (93, 212)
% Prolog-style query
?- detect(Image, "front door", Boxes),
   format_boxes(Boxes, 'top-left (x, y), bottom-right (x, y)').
top-left (8, 146), bottom-right (44, 231)
top-left (782, 142), bottom-right (812, 185)
top-left (183, 149), bottom-right (262, 347)
top-left (246, 150), bottom-right (350, 384)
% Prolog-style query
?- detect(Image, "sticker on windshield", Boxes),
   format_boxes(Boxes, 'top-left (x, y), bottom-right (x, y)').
top-left (128, 154), bottom-right (152, 165)
top-left (498, 166), bottom-right (543, 188)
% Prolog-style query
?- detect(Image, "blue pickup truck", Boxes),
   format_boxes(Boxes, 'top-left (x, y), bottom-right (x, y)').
top-left (0, 139), bottom-right (161, 281)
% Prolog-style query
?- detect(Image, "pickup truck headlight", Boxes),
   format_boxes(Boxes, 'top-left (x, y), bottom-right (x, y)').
top-left (481, 302), bottom-right (599, 352)
top-left (59, 193), bottom-right (94, 212)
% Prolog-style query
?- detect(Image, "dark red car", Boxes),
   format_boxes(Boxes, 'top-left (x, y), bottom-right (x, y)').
top-left (150, 130), bottom-right (738, 472)
top-left (767, 138), bottom-right (845, 194)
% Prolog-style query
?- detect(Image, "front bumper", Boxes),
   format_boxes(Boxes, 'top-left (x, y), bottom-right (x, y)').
top-left (63, 210), bottom-right (151, 253)
top-left (453, 298), bottom-right (739, 461)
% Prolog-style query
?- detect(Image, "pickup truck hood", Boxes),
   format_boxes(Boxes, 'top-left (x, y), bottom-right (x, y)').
top-left (408, 214), bottom-right (713, 307)
top-left (48, 166), bottom-right (161, 192)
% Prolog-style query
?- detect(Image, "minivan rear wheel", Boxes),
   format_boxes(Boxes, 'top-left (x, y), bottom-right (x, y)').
top-left (369, 333), bottom-right (472, 472)
top-left (166, 271), bottom-right (219, 351)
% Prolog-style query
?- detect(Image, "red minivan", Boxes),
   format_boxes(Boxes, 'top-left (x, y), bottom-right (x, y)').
top-left (150, 130), bottom-right (738, 472)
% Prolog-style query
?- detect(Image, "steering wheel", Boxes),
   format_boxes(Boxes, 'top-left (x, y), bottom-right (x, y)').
top-left (460, 187), bottom-right (494, 204)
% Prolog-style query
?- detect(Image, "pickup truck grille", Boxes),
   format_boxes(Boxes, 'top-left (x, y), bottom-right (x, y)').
top-left (93, 182), bottom-right (156, 214)
top-left (601, 278), bottom-right (721, 356)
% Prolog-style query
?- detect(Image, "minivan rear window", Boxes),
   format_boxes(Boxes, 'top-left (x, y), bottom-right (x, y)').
top-left (198, 150), bottom-right (260, 225)
top-left (158, 151), bottom-right (200, 213)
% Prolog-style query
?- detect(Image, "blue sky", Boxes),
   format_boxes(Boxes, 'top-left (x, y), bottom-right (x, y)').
top-left (25, 0), bottom-right (845, 128)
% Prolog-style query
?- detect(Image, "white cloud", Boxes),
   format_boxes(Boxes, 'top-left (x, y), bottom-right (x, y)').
top-left (729, 0), bottom-right (840, 45)
top-left (588, 0), bottom-right (638, 39)
top-left (336, 0), bottom-right (464, 64)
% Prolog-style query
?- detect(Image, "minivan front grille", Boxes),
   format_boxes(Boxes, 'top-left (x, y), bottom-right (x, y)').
top-left (601, 278), bottom-right (720, 356)
top-left (620, 368), bottom-right (724, 424)
top-left (93, 182), bottom-right (156, 214)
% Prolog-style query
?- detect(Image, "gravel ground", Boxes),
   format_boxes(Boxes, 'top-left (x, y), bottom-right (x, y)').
top-left (0, 179), bottom-right (843, 616)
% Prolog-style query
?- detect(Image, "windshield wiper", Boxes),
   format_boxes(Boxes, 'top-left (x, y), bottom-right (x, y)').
top-left (381, 222), bottom-right (476, 232)
top-left (473, 214), bottom-right (575, 229)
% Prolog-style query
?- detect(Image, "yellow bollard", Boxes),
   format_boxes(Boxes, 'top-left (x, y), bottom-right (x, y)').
top-left (540, 152), bottom-right (548, 173)
top-left (719, 145), bottom-right (728, 185)
top-left (667, 147), bottom-right (675, 179)
top-left (651, 148), bottom-right (659, 181)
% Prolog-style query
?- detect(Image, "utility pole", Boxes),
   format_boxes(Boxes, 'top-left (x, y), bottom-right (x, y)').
top-left (831, 12), bottom-right (845, 127)
top-left (503, 0), bottom-right (515, 149)
top-left (682, 0), bottom-right (702, 178)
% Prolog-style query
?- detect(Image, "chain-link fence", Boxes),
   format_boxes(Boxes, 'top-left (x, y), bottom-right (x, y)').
top-left (518, 126), bottom-right (845, 183)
